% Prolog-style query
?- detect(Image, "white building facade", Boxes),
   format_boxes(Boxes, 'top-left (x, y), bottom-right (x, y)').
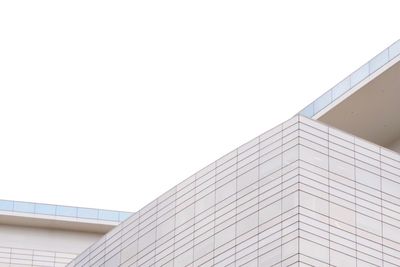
top-left (2, 39), bottom-right (400, 267)
top-left (0, 200), bottom-right (131, 267)
top-left (67, 40), bottom-right (400, 266)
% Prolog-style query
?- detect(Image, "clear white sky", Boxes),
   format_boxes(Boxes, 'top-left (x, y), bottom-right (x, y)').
top-left (0, 1), bottom-right (399, 212)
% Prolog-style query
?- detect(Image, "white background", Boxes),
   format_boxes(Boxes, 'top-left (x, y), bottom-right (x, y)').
top-left (0, 0), bottom-right (399, 211)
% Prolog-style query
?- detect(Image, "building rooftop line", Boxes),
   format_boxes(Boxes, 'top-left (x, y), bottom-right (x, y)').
top-left (0, 198), bottom-right (132, 223)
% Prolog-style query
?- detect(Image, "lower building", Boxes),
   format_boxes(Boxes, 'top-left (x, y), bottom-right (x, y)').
top-left (0, 200), bottom-right (131, 266)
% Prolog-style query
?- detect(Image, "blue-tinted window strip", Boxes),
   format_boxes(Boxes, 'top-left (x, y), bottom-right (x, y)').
top-left (331, 77), bottom-right (350, 101)
top-left (35, 203), bottom-right (56, 215)
top-left (77, 207), bottom-right (98, 219)
top-left (299, 103), bottom-right (314, 118)
top-left (299, 39), bottom-right (400, 118)
top-left (314, 90), bottom-right (332, 114)
top-left (99, 209), bottom-right (119, 221)
top-left (0, 199), bottom-right (132, 223)
top-left (14, 202), bottom-right (35, 213)
top-left (370, 49), bottom-right (389, 74)
top-left (56, 206), bottom-right (77, 217)
top-left (389, 41), bottom-right (400, 60)
top-left (0, 200), bottom-right (14, 211)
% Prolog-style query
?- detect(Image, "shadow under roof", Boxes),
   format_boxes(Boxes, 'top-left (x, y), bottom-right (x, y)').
top-left (299, 39), bottom-right (400, 151)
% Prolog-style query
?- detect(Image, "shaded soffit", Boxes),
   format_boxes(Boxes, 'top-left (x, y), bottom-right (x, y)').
top-left (317, 59), bottom-right (400, 148)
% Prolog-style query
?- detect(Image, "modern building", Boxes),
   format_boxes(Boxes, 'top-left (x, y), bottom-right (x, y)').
top-left (3, 39), bottom-right (400, 266)
top-left (0, 199), bottom-right (131, 267)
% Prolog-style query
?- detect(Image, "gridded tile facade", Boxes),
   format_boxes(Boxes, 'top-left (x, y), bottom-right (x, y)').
top-left (68, 116), bottom-right (400, 267)
top-left (0, 246), bottom-right (76, 267)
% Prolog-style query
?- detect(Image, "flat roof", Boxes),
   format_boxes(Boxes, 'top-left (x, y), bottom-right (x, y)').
top-left (0, 199), bottom-right (133, 232)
